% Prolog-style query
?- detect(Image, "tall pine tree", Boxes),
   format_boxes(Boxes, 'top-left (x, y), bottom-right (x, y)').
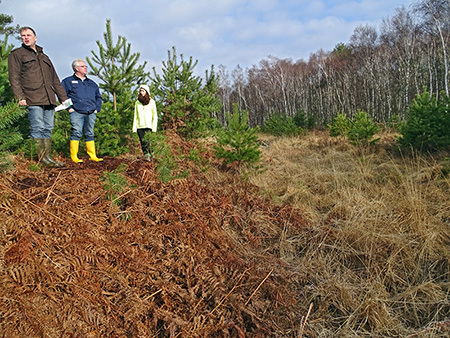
top-left (0, 33), bottom-right (13, 104)
top-left (87, 19), bottom-right (149, 111)
top-left (0, 9), bottom-right (28, 164)
top-left (0, 9), bottom-right (20, 37)
top-left (0, 10), bottom-right (19, 104)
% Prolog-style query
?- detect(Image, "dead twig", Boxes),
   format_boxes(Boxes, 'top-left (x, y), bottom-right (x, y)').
top-left (0, 182), bottom-right (64, 222)
top-left (44, 171), bottom-right (64, 205)
top-left (298, 302), bottom-right (313, 337)
top-left (245, 268), bottom-right (273, 306)
top-left (211, 268), bottom-right (249, 315)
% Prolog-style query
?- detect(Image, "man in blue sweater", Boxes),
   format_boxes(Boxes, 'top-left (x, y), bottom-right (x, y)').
top-left (62, 59), bottom-right (103, 163)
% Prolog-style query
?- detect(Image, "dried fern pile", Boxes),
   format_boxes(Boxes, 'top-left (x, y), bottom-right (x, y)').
top-left (0, 137), bottom-right (307, 337)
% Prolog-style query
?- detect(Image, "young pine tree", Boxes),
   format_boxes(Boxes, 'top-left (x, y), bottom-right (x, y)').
top-left (0, 101), bottom-right (27, 171)
top-left (0, 34), bottom-right (14, 104)
top-left (1, 20), bottom-right (30, 159)
top-left (399, 90), bottom-right (450, 151)
top-left (87, 19), bottom-right (148, 112)
top-left (150, 46), bottom-right (222, 138)
top-left (214, 103), bottom-right (261, 166)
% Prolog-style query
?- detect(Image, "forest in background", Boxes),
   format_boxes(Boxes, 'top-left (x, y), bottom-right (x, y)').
top-left (216, 1), bottom-right (450, 128)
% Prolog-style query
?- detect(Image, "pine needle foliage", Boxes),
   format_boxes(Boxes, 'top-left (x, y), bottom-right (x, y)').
top-left (87, 19), bottom-right (149, 112)
top-left (293, 109), bottom-right (316, 130)
top-left (0, 101), bottom-right (26, 171)
top-left (261, 112), bottom-right (302, 136)
top-left (0, 33), bottom-right (14, 104)
top-left (347, 110), bottom-right (380, 146)
top-left (398, 90), bottom-right (450, 151)
top-left (51, 109), bottom-right (71, 157)
top-left (328, 112), bottom-right (352, 138)
top-left (148, 131), bottom-right (189, 183)
top-left (214, 104), bottom-right (261, 166)
top-left (150, 46), bottom-right (222, 138)
top-left (328, 111), bottom-right (380, 146)
top-left (100, 163), bottom-right (129, 206)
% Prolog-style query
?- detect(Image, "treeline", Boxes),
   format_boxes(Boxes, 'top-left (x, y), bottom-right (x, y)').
top-left (216, 1), bottom-right (450, 128)
top-left (1, 1), bottom-right (449, 165)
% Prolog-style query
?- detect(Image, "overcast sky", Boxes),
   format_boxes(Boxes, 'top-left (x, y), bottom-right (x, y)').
top-left (2, 0), bottom-right (412, 80)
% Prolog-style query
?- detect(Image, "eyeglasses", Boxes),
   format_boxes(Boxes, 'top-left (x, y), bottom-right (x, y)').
top-left (77, 65), bottom-right (88, 68)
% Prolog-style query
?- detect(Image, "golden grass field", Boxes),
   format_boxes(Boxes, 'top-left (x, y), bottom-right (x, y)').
top-left (245, 130), bottom-right (449, 336)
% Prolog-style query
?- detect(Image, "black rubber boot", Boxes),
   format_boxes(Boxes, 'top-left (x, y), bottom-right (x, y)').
top-left (35, 138), bottom-right (64, 168)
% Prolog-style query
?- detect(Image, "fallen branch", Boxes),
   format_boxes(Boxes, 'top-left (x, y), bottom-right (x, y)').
top-left (211, 268), bottom-right (249, 315)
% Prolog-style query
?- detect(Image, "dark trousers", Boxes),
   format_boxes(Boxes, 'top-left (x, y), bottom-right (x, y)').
top-left (137, 128), bottom-right (152, 155)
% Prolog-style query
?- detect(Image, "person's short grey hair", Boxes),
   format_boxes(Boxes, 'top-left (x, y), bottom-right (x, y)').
top-left (20, 26), bottom-right (36, 36)
top-left (72, 59), bottom-right (85, 72)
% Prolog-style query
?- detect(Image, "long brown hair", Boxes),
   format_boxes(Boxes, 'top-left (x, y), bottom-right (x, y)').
top-left (138, 90), bottom-right (150, 105)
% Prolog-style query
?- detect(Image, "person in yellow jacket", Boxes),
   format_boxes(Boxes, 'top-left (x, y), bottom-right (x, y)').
top-left (133, 85), bottom-right (158, 161)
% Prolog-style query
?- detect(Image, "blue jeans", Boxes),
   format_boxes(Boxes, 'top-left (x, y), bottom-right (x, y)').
top-left (70, 111), bottom-right (97, 141)
top-left (28, 105), bottom-right (55, 139)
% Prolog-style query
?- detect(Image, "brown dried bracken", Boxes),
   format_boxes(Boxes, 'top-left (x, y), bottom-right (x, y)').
top-left (0, 139), bottom-right (305, 337)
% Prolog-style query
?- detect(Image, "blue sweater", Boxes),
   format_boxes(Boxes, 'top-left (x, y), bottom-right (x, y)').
top-left (62, 74), bottom-right (102, 114)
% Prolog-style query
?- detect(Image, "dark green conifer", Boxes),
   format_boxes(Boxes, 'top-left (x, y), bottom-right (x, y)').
top-left (150, 46), bottom-right (222, 138)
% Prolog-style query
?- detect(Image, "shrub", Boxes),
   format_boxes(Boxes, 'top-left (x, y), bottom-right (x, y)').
top-left (262, 113), bottom-right (302, 136)
top-left (398, 90), bottom-right (450, 151)
top-left (52, 109), bottom-right (71, 157)
top-left (100, 163), bottom-right (129, 206)
top-left (148, 132), bottom-right (189, 183)
top-left (214, 104), bottom-right (261, 166)
top-left (0, 101), bottom-right (27, 172)
top-left (293, 110), bottom-right (316, 130)
top-left (328, 111), bottom-right (380, 146)
top-left (150, 47), bottom-right (222, 139)
top-left (347, 110), bottom-right (380, 146)
top-left (387, 114), bottom-right (402, 132)
top-left (328, 112), bottom-right (351, 137)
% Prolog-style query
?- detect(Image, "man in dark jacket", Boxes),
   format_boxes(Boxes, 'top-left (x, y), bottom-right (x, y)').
top-left (8, 26), bottom-right (68, 168)
top-left (62, 59), bottom-right (103, 163)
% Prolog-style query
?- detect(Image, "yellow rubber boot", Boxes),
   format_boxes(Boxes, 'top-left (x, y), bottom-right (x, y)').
top-left (86, 140), bottom-right (103, 162)
top-left (70, 140), bottom-right (83, 163)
